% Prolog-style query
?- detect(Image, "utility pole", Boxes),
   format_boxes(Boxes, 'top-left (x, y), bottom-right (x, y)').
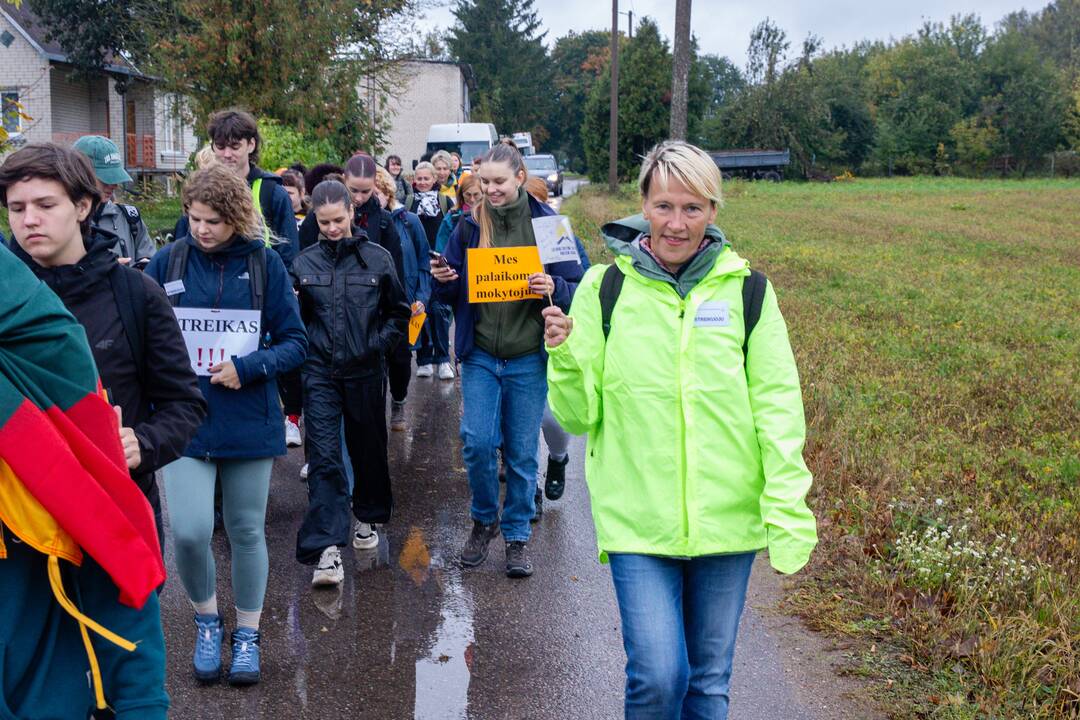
top-left (670, 0), bottom-right (692, 140)
top-left (609, 0), bottom-right (619, 192)
top-left (620, 10), bottom-right (634, 38)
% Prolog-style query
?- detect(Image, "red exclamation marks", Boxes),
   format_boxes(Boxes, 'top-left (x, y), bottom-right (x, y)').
top-left (197, 348), bottom-right (203, 368)
top-left (220, 348), bottom-right (225, 364)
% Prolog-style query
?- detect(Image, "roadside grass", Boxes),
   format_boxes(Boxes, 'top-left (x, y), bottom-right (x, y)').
top-left (562, 177), bottom-right (1080, 719)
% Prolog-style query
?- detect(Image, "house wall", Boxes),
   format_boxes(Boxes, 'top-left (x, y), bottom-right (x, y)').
top-left (375, 61), bottom-right (469, 168)
top-left (0, 11), bottom-right (52, 147)
top-left (153, 91), bottom-right (199, 171)
top-left (49, 68), bottom-right (92, 135)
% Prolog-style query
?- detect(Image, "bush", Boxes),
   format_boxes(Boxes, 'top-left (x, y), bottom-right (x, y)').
top-left (257, 119), bottom-right (338, 171)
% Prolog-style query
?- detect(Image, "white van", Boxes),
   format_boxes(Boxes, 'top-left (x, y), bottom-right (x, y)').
top-left (425, 123), bottom-right (499, 163)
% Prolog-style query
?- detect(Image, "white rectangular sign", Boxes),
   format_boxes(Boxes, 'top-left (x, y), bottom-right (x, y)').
top-left (531, 215), bottom-right (581, 265)
top-left (172, 308), bottom-right (261, 377)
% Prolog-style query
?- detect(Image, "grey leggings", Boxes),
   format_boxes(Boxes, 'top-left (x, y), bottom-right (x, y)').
top-left (163, 457), bottom-right (273, 612)
top-left (536, 401), bottom-right (570, 485)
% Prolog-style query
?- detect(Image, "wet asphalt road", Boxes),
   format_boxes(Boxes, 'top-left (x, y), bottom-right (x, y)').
top-left (157, 177), bottom-right (870, 719)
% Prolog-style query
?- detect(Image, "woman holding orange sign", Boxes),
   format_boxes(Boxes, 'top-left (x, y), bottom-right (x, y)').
top-left (431, 143), bottom-right (583, 578)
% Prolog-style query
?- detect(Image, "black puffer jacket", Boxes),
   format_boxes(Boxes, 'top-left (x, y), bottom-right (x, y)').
top-left (290, 232), bottom-right (410, 379)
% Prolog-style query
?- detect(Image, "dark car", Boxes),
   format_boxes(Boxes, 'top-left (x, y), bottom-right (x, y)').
top-left (524, 154), bottom-right (563, 197)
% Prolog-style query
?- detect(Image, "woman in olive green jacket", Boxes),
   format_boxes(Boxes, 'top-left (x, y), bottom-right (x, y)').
top-left (543, 141), bottom-right (816, 719)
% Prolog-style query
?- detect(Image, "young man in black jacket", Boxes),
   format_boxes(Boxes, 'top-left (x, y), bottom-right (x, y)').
top-left (1, 143), bottom-right (206, 550)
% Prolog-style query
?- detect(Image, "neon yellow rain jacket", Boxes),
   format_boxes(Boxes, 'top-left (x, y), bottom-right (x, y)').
top-left (546, 216), bottom-right (817, 574)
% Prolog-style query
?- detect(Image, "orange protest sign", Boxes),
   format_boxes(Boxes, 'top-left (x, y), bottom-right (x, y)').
top-left (408, 305), bottom-right (427, 345)
top-left (467, 246), bottom-right (543, 303)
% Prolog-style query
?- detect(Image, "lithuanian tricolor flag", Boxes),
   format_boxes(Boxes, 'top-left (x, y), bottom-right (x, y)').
top-left (0, 244), bottom-right (165, 607)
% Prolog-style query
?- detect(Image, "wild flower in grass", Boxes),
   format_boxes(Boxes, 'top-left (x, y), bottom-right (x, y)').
top-left (891, 519), bottom-right (1036, 605)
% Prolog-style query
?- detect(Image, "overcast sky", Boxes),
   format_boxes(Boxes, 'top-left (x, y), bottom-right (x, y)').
top-left (417, 0), bottom-right (1052, 67)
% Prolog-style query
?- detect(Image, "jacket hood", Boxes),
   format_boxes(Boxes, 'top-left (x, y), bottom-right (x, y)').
top-left (601, 214), bottom-right (743, 296)
top-left (247, 165), bottom-right (282, 185)
top-left (16, 229), bottom-right (120, 301)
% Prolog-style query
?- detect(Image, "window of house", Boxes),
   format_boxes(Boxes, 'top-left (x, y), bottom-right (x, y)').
top-left (2, 90), bottom-right (21, 135)
top-left (162, 94), bottom-right (184, 153)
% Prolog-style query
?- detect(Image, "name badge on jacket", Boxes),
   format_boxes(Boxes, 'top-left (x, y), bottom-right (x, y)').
top-left (694, 300), bottom-right (730, 327)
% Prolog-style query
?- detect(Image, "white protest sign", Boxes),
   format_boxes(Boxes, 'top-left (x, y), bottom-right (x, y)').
top-left (172, 308), bottom-right (261, 377)
top-left (531, 215), bottom-right (581, 265)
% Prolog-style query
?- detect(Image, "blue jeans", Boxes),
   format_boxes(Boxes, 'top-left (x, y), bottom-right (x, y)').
top-left (609, 552), bottom-right (756, 720)
top-left (417, 300), bottom-right (452, 366)
top-left (460, 348), bottom-right (547, 542)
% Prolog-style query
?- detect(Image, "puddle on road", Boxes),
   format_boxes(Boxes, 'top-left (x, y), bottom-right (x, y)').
top-left (413, 564), bottom-right (475, 719)
top-left (397, 525), bottom-right (477, 720)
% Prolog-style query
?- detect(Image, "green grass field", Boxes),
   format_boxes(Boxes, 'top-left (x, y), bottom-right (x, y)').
top-left (562, 178), bottom-right (1080, 719)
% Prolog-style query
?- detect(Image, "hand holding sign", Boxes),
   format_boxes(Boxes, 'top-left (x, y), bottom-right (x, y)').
top-left (542, 305), bottom-right (573, 348)
top-left (408, 302), bottom-right (427, 345)
top-left (209, 360), bottom-right (241, 389)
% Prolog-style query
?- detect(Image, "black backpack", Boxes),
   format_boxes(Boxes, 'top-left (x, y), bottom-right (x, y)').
top-left (116, 203), bottom-right (144, 255)
top-left (598, 264), bottom-right (768, 362)
top-left (163, 241), bottom-right (268, 312)
top-left (108, 264), bottom-right (150, 388)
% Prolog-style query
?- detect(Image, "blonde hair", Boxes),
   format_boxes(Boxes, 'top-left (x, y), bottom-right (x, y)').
top-left (182, 164), bottom-right (263, 241)
top-left (473, 143), bottom-right (526, 249)
top-left (194, 145), bottom-right (217, 170)
top-left (430, 150), bottom-right (452, 169)
top-left (413, 161), bottom-right (435, 177)
top-left (638, 141), bottom-right (723, 207)
top-left (374, 165), bottom-right (398, 210)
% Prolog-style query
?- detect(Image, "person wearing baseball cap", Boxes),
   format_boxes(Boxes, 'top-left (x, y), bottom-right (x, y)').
top-left (73, 135), bottom-right (154, 268)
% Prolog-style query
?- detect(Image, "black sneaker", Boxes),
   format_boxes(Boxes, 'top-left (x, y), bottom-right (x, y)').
top-left (530, 487), bottom-right (543, 523)
top-left (505, 541), bottom-right (533, 578)
top-left (460, 520), bottom-right (499, 567)
top-left (544, 455), bottom-right (569, 501)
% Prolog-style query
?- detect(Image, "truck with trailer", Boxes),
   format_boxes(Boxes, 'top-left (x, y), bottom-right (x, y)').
top-left (708, 149), bottom-right (790, 181)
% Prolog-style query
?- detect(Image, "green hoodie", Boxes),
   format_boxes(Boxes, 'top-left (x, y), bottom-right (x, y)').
top-left (473, 188), bottom-right (546, 359)
top-left (546, 215), bottom-right (817, 574)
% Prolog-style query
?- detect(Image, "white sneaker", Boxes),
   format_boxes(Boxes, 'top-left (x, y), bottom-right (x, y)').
top-left (285, 418), bottom-right (302, 447)
top-left (299, 463), bottom-right (309, 481)
top-left (416, 364), bottom-right (434, 378)
top-left (312, 546), bottom-right (344, 587)
top-left (437, 362), bottom-right (455, 380)
top-left (352, 521), bottom-right (379, 550)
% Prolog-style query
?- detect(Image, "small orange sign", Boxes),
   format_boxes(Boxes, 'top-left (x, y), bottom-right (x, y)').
top-left (467, 246), bottom-right (544, 304)
top-left (408, 303), bottom-right (426, 345)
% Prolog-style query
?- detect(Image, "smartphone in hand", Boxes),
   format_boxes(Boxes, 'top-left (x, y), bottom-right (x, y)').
top-left (429, 250), bottom-right (448, 267)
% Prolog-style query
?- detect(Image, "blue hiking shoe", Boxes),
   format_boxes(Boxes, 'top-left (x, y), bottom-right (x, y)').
top-left (192, 614), bottom-right (223, 682)
top-left (227, 627), bottom-right (262, 686)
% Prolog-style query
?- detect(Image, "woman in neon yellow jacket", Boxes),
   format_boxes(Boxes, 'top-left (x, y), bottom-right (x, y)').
top-left (542, 141), bottom-right (816, 719)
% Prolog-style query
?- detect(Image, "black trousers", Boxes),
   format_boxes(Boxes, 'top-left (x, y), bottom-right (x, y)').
top-left (279, 367), bottom-right (304, 417)
top-left (387, 340), bottom-right (412, 403)
top-left (295, 371), bottom-right (392, 565)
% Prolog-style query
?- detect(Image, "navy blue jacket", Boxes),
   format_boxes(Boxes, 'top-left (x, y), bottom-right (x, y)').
top-left (391, 206), bottom-right (432, 308)
top-left (434, 193), bottom-right (584, 362)
top-left (173, 166), bottom-right (300, 267)
top-left (146, 236), bottom-right (307, 459)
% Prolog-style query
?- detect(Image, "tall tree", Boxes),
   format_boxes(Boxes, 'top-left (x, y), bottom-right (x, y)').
top-left (670, 0), bottom-right (692, 139)
top-left (29, 0), bottom-right (180, 86)
top-left (583, 18), bottom-right (671, 181)
top-left (447, 0), bottom-right (554, 145)
top-left (549, 30), bottom-right (611, 171)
